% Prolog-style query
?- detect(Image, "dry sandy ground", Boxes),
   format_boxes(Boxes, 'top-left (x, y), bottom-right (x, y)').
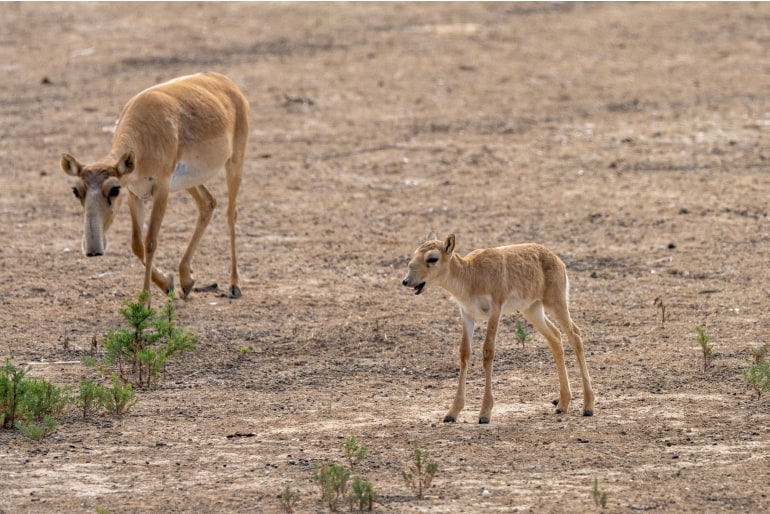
top-left (2, 2), bottom-right (770, 512)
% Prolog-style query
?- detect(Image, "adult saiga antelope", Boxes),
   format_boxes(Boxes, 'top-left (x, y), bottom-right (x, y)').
top-left (402, 234), bottom-right (595, 424)
top-left (61, 72), bottom-right (249, 303)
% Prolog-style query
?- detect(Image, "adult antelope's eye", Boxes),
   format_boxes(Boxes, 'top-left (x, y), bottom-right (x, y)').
top-left (108, 185), bottom-right (121, 198)
top-left (71, 187), bottom-right (81, 199)
top-left (426, 256), bottom-right (439, 264)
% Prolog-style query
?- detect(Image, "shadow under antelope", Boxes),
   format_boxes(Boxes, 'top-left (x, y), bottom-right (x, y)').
top-left (402, 234), bottom-right (595, 424)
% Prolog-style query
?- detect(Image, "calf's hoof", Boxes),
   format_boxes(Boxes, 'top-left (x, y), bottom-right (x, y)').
top-left (443, 415), bottom-right (456, 423)
top-left (478, 417), bottom-right (490, 424)
top-left (582, 409), bottom-right (594, 417)
top-left (228, 286), bottom-right (242, 299)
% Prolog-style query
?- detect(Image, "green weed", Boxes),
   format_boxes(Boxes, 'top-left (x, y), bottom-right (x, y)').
top-left (695, 325), bottom-right (714, 371)
top-left (402, 440), bottom-right (439, 500)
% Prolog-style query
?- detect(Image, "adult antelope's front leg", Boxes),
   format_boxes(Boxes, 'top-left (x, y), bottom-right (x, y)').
top-left (140, 183), bottom-right (171, 302)
top-left (479, 306), bottom-right (501, 424)
top-left (445, 309), bottom-right (474, 423)
top-left (128, 191), bottom-right (173, 295)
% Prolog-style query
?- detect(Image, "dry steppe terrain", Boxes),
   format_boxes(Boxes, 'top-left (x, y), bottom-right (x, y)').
top-left (2, 2), bottom-right (770, 512)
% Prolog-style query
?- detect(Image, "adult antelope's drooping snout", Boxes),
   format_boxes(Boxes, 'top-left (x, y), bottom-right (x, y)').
top-left (403, 234), bottom-right (595, 424)
top-left (61, 72), bottom-right (249, 304)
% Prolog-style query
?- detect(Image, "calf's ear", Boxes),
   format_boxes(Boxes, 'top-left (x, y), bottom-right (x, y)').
top-left (445, 234), bottom-right (456, 254)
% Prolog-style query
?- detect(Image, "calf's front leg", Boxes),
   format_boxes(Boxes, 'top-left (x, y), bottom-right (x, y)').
top-left (445, 310), bottom-right (474, 423)
top-left (479, 306), bottom-right (501, 424)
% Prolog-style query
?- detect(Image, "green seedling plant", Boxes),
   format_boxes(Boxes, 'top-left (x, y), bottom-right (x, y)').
top-left (101, 374), bottom-right (137, 417)
top-left (514, 321), bottom-right (531, 347)
top-left (0, 356), bottom-right (31, 429)
top-left (592, 478), bottom-right (607, 509)
top-left (278, 484), bottom-right (300, 513)
top-left (743, 343), bottom-right (770, 400)
top-left (402, 440), bottom-right (439, 500)
top-left (342, 435), bottom-right (369, 470)
top-left (350, 475), bottom-right (375, 512)
top-left (16, 415), bottom-right (59, 441)
top-left (695, 325), bottom-right (714, 371)
top-left (1, 356), bottom-right (71, 439)
top-left (18, 377), bottom-right (71, 422)
top-left (75, 379), bottom-right (106, 419)
top-left (313, 462), bottom-right (351, 512)
top-left (89, 291), bottom-right (197, 389)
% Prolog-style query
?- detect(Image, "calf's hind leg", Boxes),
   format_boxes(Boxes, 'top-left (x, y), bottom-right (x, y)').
top-left (547, 303), bottom-right (595, 416)
top-left (522, 302), bottom-right (573, 414)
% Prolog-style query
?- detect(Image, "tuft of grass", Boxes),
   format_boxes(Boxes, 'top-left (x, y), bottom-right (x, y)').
top-left (743, 343), bottom-right (770, 400)
top-left (695, 325), bottom-right (715, 371)
top-left (592, 478), bottom-right (607, 509)
top-left (278, 484), bottom-right (300, 513)
top-left (514, 321), bottom-right (530, 347)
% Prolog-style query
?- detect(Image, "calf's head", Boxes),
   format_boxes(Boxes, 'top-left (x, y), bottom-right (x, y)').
top-left (402, 234), bottom-right (455, 295)
top-left (61, 152), bottom-right (135, 256)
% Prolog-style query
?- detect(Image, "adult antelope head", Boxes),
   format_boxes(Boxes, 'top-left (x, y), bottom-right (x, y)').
top-left (61, 152), bottom-right (135, 257)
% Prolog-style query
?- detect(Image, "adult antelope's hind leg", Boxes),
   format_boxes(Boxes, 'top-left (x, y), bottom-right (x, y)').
top-left (179, 185), bottom-right (217, 298)
top-left (224, 156), bottom-right (243, 299)
top-left (128, 191), bottom-right (173, 295)
top-left (445, 309), bottom-right (474, 423)
top-left (523, 302), bottom-right (573, 414)
top-left (478, 306), bottom-right (501, 424)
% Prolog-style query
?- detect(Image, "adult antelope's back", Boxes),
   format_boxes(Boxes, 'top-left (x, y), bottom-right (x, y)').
top-left (402, 234), bottom-right (595, 424)
top-left (61, 72), bottom-right (249, 304)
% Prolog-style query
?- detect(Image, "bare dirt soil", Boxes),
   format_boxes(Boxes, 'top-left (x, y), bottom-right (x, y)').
top-left (2, 2), bottom-right (770, 512)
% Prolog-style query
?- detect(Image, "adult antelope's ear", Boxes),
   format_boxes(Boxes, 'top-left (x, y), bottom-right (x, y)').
top-left (116, 151), bottom-right (135, 177)
top-left (425, 230), bottom-right (437, 242)
top-left (444, 234), bottom-right (456, 255)
top-left (61, 153), bottom-right (83, 177)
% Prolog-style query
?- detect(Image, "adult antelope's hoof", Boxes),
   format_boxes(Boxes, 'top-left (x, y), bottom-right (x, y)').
top-left (478, 417), bottom-right (490, 424)
top-left (552, 398), bottom-right (559, 406)
top-left (582, 410), bottom-right (594, 417)
top-left (228, 286), bottom-right (242, 299)
top-left (443, 415), bottom-right (456, 423)
top-left (182, 280), bottom-right (194, 299)
top-left (165, 274), bottom-right (175, 296)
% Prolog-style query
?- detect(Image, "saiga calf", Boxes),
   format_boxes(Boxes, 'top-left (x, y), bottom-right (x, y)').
top-left (61, 72), bottom-right (249, 304)
top-left (402, 234), bottom-right (595, 424)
